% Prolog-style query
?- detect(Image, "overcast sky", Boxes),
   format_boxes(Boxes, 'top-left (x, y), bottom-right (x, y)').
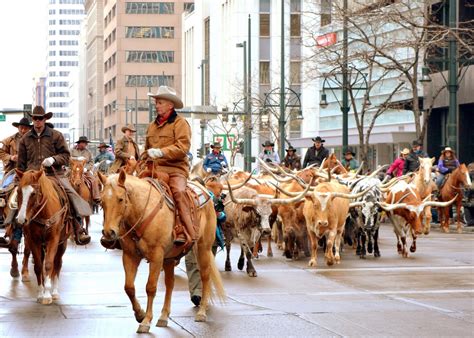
top-left (0, 0), bottom-right (47, 109)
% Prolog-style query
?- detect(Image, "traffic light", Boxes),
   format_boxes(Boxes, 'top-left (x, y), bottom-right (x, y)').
top-left (197, 148), bottom-right (203, 158)
top-left (237, 141), bottom-right (244, 154)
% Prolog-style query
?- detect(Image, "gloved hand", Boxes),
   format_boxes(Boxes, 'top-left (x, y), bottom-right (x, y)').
top-left (106, 160), bottom-right (112, 164)
top-left (42, 157), bottom-right (55, 167)
top-left (147, 148), bottom-right (163, 159)
top-left (221, 161), bottom-right (227, 168)
top-left (206, 168), bottom-right (212, 173)
top-left (83, 167), bottom-right (88, 173)
top-left (77, 156), bottom-right (85, 161)
top-left (130, 156), bottom-right (135, 160)
top-left (386, 173), bottom-right (392, 180)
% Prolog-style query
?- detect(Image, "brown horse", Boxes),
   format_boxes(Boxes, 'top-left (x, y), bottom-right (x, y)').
top-left (15, 169), bottom-right (71, 304)
top-left (69, 158), bottom-right (92, 233)
top-left (321, 153), bottom-right (348, 175)
top-left (98, 170), bottom-right (225, 333)
top-left (438, 164), bottom-right (472, 233)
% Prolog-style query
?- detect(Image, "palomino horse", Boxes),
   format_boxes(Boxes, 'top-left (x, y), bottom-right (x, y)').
top-left (15, 169), bottom-right (71, 304)
top-left (438, 164), bottom-right (472, 233)
top-left (411, 157), bottom-right (436, 234)
top-left (69, 158), bottom-right (92, 233)
top-left (98, 170), bottom-right (225, 333)
top-left (321, 153), bottom-right (348, 175)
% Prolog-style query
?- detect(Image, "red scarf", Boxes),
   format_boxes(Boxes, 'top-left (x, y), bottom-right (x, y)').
top-left (157, 110), bottom-right (173, 125)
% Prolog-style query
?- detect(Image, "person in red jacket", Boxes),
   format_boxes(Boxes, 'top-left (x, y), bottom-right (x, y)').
top-left (386, 148), bottom-right (410, 178)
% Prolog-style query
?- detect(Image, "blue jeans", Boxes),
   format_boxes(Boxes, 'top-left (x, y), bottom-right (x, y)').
top-left (436, 173), bottom-right (445, 188)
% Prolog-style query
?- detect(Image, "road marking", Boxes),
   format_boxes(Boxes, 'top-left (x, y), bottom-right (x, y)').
top-left (387, 295), bottom-right (457, 314)
top-left (234, 289), bottom-right (473, 297)
top-left (310, 265), bottom-right (474, 273)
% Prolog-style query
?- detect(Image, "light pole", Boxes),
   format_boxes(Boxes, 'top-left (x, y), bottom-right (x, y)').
top-left (342, 0), bottom-right (349, 150)
top-left (279, 0), bottom-right (286, 160)
top-left (447, 0), bottom-right (458, 151)
top-left (199, 59), bottom-right (208, 158)
top-left (147, 79), bottom-right (153, 122)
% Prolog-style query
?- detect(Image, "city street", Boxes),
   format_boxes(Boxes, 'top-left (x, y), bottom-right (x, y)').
top-left (1, 213), bottom-right (473, 337)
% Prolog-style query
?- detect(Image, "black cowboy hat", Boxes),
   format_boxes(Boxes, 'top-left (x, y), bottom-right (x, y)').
top-left (412, 140), bottom-right (422, 147)
top-left (312, 136), bottom-right (325, 143)
top-left (28, 105), bottom-right (53, 120)
top-left (286, 145), bottom-right (297, 152)
top-left (262, 140), bottom-right (274, 147)
top-left (344, 147), bottom-right (355, 156)
top-left (12, 117), bottom-right (32, 128)
top-left (97, 142), bottom-right (110, 148)
top-left (210, 142), bottom-right (222, 149)
top-left (75, 136), bottom-right (90, 144)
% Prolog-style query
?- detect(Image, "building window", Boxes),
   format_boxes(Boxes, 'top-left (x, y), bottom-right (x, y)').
top-left (49, 41), bottom-right (56, 46)
top-left (321, 0), bottom-right (332, 26)
top-left (184, 3), bottom-right (194, 12)
top-left (260, 14), bottom-right (270, 37)
top-left (259, 61), bottom-right (270, 84)
top-left (290, 14), bottom-right (301, 36)
top-left (126, 2), bottom-right (174, 14)
top-left (125, 26), bottom-right (174, 38)
top-left (125, 75), bottom-right (175, 87)
top-left (126, 51), bottom-right (175, 63)
top-left (290, 0), bottom-right (301, 12)
top-left (260, 0), bottom-right (270, 12)
top-left (290, 61), bottom-right (301, 84)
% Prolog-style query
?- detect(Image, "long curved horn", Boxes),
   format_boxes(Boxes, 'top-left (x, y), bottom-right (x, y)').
top-left (330, 185), bottom-right (374, 200)
top-left (319, 157), bottom-right (326, 170)
top-left (422, 195), bottom-right (458, 208)
top-left (257, 157), bottom-right (280, 173)
top-left (222, 172), bottom-right (253, 190)
top-left (355, 161), bottom-right (364, 175)
top-left (349, 201), bottom-right (365, 208)
top-left (376, 201), bottom-right (408, 211)
top-left (268, 181), bottom-right (314, 197)
top-left (367, 164), bottom-right (389, 179)
top-left (225, 180), bottom-right (257, 205)
top-left (268, 181), bottom-right (312, 205)
top-left (258, 163), bottom-right (294, 182)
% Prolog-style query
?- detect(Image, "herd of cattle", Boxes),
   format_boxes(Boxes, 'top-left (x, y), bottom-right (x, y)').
top-left (193, 157), bottom-right (460, 277)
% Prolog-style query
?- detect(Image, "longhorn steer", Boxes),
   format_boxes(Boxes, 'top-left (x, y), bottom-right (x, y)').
top-left (379, 181), bottom-right (456, 257)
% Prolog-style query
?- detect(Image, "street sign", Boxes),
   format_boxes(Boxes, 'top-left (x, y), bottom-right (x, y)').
top-left (213, 134), bottom-right (236, 151)
top-left (23, 104), bottom-right (32, 112)
top-left (316, 32), bottom-right (337, 47)
top-left (0, 115), bottom-right (5, 122)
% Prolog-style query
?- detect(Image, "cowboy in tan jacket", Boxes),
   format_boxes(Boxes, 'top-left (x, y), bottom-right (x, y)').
top-left (0, 117), bottom-right (32, 173)
top-left (144, 86), bottom-right (193, 246)
top-left (109, 125), bottom-right (139, 173)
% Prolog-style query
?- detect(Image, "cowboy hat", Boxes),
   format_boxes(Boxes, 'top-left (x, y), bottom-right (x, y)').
top-left (28, 106), bottom-right (53, 120)
top-left (121, 124), bottom-right (136, 133)
top-left (344, 147), bottom-right (355, 156)
top-left (442, 147), bottom-right (454, 153)
top-left (12, 117), bottom-right (32, 128)
top-left (312, 136), bottom-right (325, 143)
top-left (147, 86), bottom-right (184, 109)
top-left (75, 136), bottom-right (90, 144)
top-left (262, 140), bottom-right (275, 147)
top-left (210, 142), bottom-right (222, 149)
top-left (400, 148), bottom-right (410, 155)
top-left (97, 142), bottom-right (110, 148)
top-left (286, 145), bottom-right (297, 152)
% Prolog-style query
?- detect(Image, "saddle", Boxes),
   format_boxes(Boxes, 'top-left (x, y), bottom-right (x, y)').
top-left (439, 173), bottom-right (451, 190)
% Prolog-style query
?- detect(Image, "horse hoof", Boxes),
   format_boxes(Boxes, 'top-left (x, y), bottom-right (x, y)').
top-left (136, 323), bottom-right (150, 333)
top-left (195, 313), bottom-right (207, 322)
top-left (156, 319), bottom-right (168, 327)
top-left (21, 275), bottom-right (30, 283)
top-left (410, 246), bottom-right (416, 253)
top-left (374, 251), bottom-right (381, 258)
top-left (442, 227), bottom-right (449, 233)
top-left (267, 252), bottom-right (273, 258)
top-left (326, 259), bottom-right (334, 266)
top-left (10, 267), bottom-right (20, 278)
top-left (237, 259), bottom-right (244, 271)
top-left (41, 297), bottom-right (53, 305)
top-left (135, 310), bottom-right (146, 323)
top-left (359, 255), bottom-right (366, 259)
top-left (457, 228), bottom-right (463, 234)
top-left (225, 266), bottom-right (232, 272)
top-left (308, 259), bottom-right (317, 267)
top-left (52, 293), bottom-right (60, 301)
top-left (247, 270), bottom-right (257, 277)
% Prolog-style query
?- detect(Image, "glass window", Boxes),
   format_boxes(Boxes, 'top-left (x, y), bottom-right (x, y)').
top-left (259, 0), bottom-right (270, 12)
top-left (259, 61), bottom-right (270, 84)
top-left (290, 61), bottom-right (301, 84)
top-left (290, 0), bottom-right (301, 12)
top-left (126, 2), bottom-right (174, 14)
top-left (125, 75), bottom-right (175, 87)
top-left (290, 14), bottom-right (301, 36)
top-left (184, 3), bottom-right (194, 12)
top-left (125, 26), bottom-right (175, 38)
top-left (321, 0), bottom-right (332, 26)
top-left (260, 14), bottom-right (270, 37)
top-left (126, 51), bottom-right (175, 63)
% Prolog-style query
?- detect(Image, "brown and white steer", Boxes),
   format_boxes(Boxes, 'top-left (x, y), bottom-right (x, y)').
top-left (379, 180), bottom-right (456, 258)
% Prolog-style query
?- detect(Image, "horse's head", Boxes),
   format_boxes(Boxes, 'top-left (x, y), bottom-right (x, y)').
top-left (457, 164), bottom-right (472, 188)
top-left (418, 157), bottom-right (435, 185)
top-left (98, 169), bottom-right (128, 241)
top-left (124, 157), bottom-right (138, 175)
top-left (70, 158), bottom-right (86, 188)
top-left (15, 169), bottom-right (44, 224)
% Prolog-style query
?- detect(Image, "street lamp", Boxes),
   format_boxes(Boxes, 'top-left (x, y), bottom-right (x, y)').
top-left (262, 87), bottom-right (303, 159)
top-left (319, 66), bottom-right (370, 150)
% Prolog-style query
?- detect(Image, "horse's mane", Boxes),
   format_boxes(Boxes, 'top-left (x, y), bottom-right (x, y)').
top-left (38, 173), bottom-right (60, 205)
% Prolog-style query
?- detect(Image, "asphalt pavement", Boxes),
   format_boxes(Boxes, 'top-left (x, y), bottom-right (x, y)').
top-left (0, 212), bottom-right (473, 337)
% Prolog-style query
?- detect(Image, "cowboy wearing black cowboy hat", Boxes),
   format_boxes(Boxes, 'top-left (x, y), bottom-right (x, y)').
top-left (0, 117), bottom-right (33, 249)
top-left (403, 139), bottom-right (429, 174)
top-left (281, 145), bottom-right (301, 170)
top-left (303, 136), bottom-right (329, 168)
top-left (341, 147), bottom-right (359, 171)
top-left (203, 142), bottom-right (228, 175)
top-left (258, 140), bottom-right (280, 171)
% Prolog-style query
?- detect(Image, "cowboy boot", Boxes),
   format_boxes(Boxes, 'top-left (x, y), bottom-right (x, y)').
top-left (173, 191), bottom-right (196, 246)
top-left (73, 217), bottom-right (91, 245)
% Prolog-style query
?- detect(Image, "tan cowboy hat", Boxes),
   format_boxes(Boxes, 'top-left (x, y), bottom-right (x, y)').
top-left (28, 106), bottom-right (53, 120)
top-left (75, 136), bottom-right (90, 144)
top-left (442, 147), bottom-right (454, 154)
top-left (400, 148), bottom-right (410, 155)
top-left (121, 124), bottom-right (136, 133)
top-left (147, 86), bottom-right (184, 109)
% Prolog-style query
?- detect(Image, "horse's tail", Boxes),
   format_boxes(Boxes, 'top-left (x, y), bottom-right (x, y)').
top-left (209, 257), bottom-right (226, 303)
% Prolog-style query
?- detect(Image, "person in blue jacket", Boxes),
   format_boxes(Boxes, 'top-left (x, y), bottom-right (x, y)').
top-left (203, 142), bottom-right (228, 175)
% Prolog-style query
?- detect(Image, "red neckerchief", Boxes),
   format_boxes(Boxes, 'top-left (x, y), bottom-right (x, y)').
top-left (212, 150), bottom-right (220, 155)
top-left (157, 110), bottom-right (173, 125)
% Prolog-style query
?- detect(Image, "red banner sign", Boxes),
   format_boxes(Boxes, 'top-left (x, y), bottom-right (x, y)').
top-left (316, 32), bottom-right (337, 47)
